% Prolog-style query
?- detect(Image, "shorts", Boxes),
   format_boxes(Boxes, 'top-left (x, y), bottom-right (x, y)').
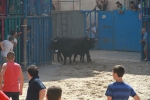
top-left (144, 44), bottom-right (147, 51)
top-left (4, 92), bottom-right (19, 100)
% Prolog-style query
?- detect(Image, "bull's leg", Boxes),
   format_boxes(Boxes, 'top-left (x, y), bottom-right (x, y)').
top-left (69, 56), bottom-right (72, 64)
top-left (86, 50), bottom-right (92, 63)
top-left (73, 54), bottom-right (77, 62)
top-left (52, 51), bottom-right (55, 61)
top-left (57, 52), bottom-right (60, 62)
top-left (63, 56), bottom-right (66, 65)
top-left (81, 54), bottom-right (85, 63)
top-left (59, 54), bottom-right (63, 62)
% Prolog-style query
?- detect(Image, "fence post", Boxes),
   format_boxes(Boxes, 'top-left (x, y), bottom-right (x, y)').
top-left (21, 18), bottom-right (27, 68)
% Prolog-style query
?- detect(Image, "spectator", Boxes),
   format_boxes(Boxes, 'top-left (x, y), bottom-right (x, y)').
top-left (87, 22), bottom-right (97, 38)
top-left (140, 28), bottom-right (148, 60)
top-left (8, 30), bottom-right (22, 48)
top-left (26, 65), bottom-right (46, 100)
top-left (138, 0), bottom-right (141, 10)
top-left (116, 1), bottom-right (120, 9)
top-left (118, 3), bottom-right (125, 14)
top-left (46, 86), bottom-right (62, 100)
top-left (0, 90), bottom-right (9, 100)
top-left (105, 65), bottom-right (141, 100)
top-left (1, 36), bottom-right (14, 64)
top-left (130, 1), bottom-right (138, 11)
top-left (0, 51), bottom-right (24, 100)
top-left (93, 0), bottom-right (108, 11)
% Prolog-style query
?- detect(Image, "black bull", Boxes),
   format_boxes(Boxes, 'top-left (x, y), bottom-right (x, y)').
top-left (50, 37), bottom-right (98, 65)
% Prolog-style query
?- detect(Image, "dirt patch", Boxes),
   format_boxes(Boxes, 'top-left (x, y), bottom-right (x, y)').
top-left (20, 50), bottom-right (150, 100)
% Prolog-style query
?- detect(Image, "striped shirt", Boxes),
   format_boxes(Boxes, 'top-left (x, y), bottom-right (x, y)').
top-left (105, 82), bottom-right (136, 100)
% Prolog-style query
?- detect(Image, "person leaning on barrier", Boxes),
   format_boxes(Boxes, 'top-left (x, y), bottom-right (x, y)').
top-left (130, 1), bottom-right (138, 11)
top-left (46, 86), bottom-right (62, 100)
top-left (93, 0), bottom-right (108, 11)
top-left (118, 3), bottom-right (125, 14)
top-left (116, 1), bottom-right (120, 10)
top-left (8, 30), bottom-right (22, 48)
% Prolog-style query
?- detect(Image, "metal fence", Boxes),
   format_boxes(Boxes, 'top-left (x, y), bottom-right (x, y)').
top-left (51, 11), bottom-right (84, 38)
top-left (82, 10), bottom-right (146, 52)
top-left (7, 0), bottom-right (23, 15)
top-left (26, 16), bottom-right (52, 65)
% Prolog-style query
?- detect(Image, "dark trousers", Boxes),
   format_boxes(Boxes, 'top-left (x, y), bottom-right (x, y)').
top-left (4, 92), bottom-right (19, 100)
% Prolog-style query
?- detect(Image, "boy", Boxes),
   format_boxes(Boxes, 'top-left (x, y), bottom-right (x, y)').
top-left (0, 51), bottom-right (24, 100)
top-left (26, 65), bottom-right (46, 100)
top-left (46, 86), bottom-right (62, 100)
top-left (118, 3), bottom-right (125, 14)
top-left (105, 65), bottom-right (140, 100)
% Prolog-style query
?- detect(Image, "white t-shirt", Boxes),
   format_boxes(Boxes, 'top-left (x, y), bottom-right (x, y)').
top-left (8, 35), bottom-right (17, 43)
top-left (1, 40), bottom-right (13, 57)
top-left (87, 26), bottom-right (97, 38)
top-left (138, 4), bottom-right (141, 9)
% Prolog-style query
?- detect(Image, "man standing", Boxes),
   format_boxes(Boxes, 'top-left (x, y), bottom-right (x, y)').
top-left (26, 65), bottom-right (46, 100)
top-left (1, 36), bottom-right (14, 64)
top-left (87, 22), bottom-right (97, 38)
top-left (140, 28), bottom-right (148, 60)
top-left (0, 51), bottom-right (24, 100)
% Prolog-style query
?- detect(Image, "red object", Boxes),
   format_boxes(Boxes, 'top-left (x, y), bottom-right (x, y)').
top-left (0, 91), bottom-right (9, 100)
top-left (0, 0), bottom-right (6, 15)
top-left (3, 61), bottom-right (20, 92)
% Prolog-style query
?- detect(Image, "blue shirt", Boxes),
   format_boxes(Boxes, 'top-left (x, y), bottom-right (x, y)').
top-left (118, 6), bottom-right (125, 11)
top-left (105, 82), bottom-right (136, 100)
top-left (26, 76), bottom-right (46, 100)
top-left (143, 32), bottom-right (147, 44)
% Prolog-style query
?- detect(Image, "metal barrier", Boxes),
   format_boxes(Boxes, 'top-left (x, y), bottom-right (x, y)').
top-left (27, 0), bottom-right (52, 16)
top-left (4, 17), bottom-right (21, 64)
top-left (27, 16), bottom-right (52, 65)
top-left (83, 10), bottom-right (142, 52)
top-left (7, 0), bottom-right (23, 15)
top-left (52, 11), bottom-right (84, 38)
